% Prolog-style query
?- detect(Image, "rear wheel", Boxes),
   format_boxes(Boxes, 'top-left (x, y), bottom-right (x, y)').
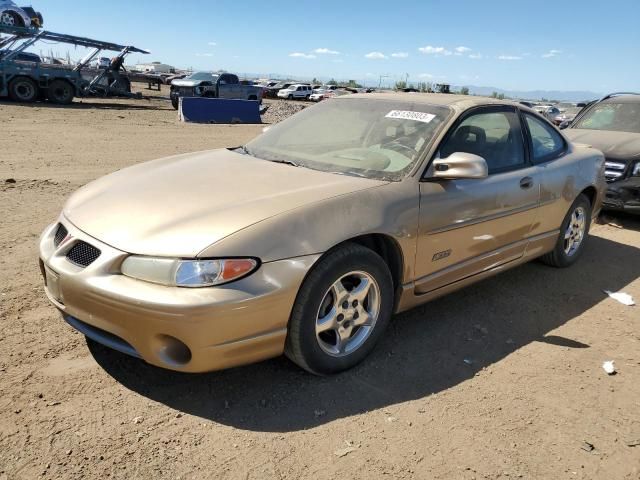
top-left (47, 79), bottom-right (74, 105)
top-left (285, 243), bottom-right (394, 375)
top-left (8, 76), bottom-right (38, 103)
top-left (288, 94), bottom-right (293, 100)
top-left (540, 194), bottom-right (591, 268)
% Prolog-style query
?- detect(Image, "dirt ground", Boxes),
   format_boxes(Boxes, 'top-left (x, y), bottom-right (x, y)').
top-left (1, 86), bottom-right (639, 480)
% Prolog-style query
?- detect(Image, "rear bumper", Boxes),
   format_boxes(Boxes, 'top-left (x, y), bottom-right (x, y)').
top-left (39, 217), bottom-right (320, 372)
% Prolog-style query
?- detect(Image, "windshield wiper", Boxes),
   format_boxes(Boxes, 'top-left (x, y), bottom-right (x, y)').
top-left (267, 159), bottom-right (300, 167)
top-left (237, 145), bottom-right (253, 155)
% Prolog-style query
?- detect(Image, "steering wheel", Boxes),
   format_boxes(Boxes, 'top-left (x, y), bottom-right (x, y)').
top-left (382, 139), bottom-right (418, 158)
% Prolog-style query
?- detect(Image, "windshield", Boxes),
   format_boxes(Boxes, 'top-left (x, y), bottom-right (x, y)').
top-left (188, 72), bottom-right (217, 81)
top-left (245, 97), bottom-right (450, 181)
top-left (573, 101), bottom-right (640, 134)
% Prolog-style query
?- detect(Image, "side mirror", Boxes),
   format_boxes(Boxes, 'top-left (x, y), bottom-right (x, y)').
top-left (431, 152), bottom-right (488, 179)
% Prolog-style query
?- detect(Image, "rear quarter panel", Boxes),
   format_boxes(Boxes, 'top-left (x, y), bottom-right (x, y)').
top-left (532, 145), bottom-right (605, 237)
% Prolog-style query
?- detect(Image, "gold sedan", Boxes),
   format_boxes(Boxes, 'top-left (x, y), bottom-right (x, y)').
top-left (39, 94), bottom-right (605, 374)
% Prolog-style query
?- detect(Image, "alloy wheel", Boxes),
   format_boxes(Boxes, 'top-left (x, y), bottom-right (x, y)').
top-left (563, 206), bottom-right (586, 256)
top-left (1, 12), bottom-right (16, 26)
top-left (315, 271), bottom-right (381, 357)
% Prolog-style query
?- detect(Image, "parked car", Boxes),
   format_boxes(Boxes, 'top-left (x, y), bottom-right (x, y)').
top-left (277, 83), bottom-right (313, 100)
top-left (0, 49), bottom-right (40, 63)
top-left (564, 93), bottom-right (640, 214)
top-left (169, 71), bottom-right (262, 109)
top-left (264, 81), bottom-right (293, 98)
top-left (534, 105), bottom-right (561, 122)
top-left (0, 0), bottom-right (42, 28)
top-left (553, 106), bottom-right (582, 127)
top-left (312, 85), bottom-right (338, 94)
top-left (95, 57), bottom-right (110, 69)
top-left (309, 89), bottom-right (349, 102)
top-left (39, 94), bottom-right (604, 375)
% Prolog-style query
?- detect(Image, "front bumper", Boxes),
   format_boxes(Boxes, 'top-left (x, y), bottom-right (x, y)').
top-left (39, 218), bottom-right (320, 372)
top-left (602, 177), bottom-right (640, 214)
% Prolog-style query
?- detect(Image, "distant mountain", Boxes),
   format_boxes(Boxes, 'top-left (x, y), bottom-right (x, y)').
top-left (459, 85), bottom-right (603, 103)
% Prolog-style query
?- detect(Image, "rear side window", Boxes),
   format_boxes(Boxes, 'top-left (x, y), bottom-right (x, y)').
top-left (524, 114), bottom-right (566, 164)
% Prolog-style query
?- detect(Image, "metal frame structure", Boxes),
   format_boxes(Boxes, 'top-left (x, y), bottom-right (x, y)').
top-left (0, 25), bottom-right (149, 101)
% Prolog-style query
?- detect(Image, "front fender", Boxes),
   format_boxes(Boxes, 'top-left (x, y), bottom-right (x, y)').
top-left (198, 181), bottom-right (420, 283)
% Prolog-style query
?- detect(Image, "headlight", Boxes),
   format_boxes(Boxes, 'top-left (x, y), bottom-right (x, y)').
top-left (632, 162), bottom-right (640, 177)
top-left (121, 257), bottom-right (259, 287)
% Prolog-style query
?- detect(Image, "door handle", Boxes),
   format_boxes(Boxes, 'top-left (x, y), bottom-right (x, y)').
top-left (520, 176), bottom-right (534, 189)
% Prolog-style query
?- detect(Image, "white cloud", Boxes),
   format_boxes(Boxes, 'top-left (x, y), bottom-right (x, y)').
top-left (469, 53), bottom-right (483, 59)
top-left (454, 46), bottom-right (472, 55)
top-left (498, 55), bottom-right (522, 60)
top-left (365, 51), bottom-right (387, 59)
top-left (195, 53), bottom-right (213, 57)
top-left (419, 73), bottom-right (434, 79)
top-left (391, 52), bottom-right (409, 58)
top-left (208, 42), bottom-right (217, 46)
top-left (542, 49), bottom-right (562, 58)
top-left (289, 52), bottom-right (316, 59)
top-left (418, 45), bottom-right (452, 56)
top-left (314, 48), bottom-right (340, 55)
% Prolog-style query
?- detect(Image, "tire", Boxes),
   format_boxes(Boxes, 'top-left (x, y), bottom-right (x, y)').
top-left (171, 96), bottom-right (179, 110)
top-left (285, 243), bottom-right (394, 375)
top-left (540, 194), bottom-right (591, 268)
top-left (288, 94), bottom-right (293, 100)
top-left (0, 11), bottom-right (23, 27)
top-left (46, 79), bottom-right (74, 105)
top-left (8, 76), bottom-right (38, 103)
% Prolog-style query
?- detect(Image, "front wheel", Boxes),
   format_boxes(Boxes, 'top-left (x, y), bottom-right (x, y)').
top-left (171, 96), bottom-right (179, 109)
top-left (9, 77), bottom-right (38, 103)
top-left (285, 243), bottom-right (394, 375)
top-left (0, 11), bottom-right (23, 27)
top-left (540, 194), bottom-right (591, 268)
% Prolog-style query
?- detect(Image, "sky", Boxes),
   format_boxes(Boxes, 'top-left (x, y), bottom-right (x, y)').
top-left (29, 0), bottom-right (640, 93)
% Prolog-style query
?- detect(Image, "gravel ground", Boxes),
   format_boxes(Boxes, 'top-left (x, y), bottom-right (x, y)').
top-left (261, 98), bottom-right (309, 124)
top-left (1, 86), bottom-right (639, 480)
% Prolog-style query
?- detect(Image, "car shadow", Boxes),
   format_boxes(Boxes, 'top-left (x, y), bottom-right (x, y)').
top-left (88, 235), bottom-right (639, 432)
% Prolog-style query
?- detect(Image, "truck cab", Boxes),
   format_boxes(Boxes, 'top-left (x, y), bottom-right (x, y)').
top-left (170, 71), bottom-right (262, 109)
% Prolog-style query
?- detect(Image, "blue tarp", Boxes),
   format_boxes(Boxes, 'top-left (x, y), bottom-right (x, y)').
top-left (179, 97), bottom-right (262, 124)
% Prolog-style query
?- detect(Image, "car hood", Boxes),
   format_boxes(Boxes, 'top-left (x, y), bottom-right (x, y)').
top-left (565, 129), bottom-right (640, 161)
top-left (63, 149), bottom-right (386, 257)
top-left (170, 79), bottom-right (201, 87)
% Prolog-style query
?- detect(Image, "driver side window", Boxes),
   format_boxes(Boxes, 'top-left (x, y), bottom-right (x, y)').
top-left (440, 110), bottom-right (525, 174)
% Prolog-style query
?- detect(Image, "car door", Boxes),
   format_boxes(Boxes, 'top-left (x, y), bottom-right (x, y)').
top-left (414, 105), bottom-right (541, 294)
top-left (520, 112), bottom-right (576, 241)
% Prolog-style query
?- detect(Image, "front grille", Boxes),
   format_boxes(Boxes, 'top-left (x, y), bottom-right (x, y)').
top-left (178, 87), bottom-right (194, 96)
top-left (604, 160), bottom-right (626, 182)
top-left (53, 223), bottom-right (68, 247)
top-left (66, 241), bottom-right (101, 267)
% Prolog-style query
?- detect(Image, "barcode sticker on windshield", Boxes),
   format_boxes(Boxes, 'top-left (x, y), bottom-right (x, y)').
top-left (385, 110), bottom-right (435, 123)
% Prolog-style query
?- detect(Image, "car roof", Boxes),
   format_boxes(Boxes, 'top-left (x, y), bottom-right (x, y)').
top-left (601, 94), bottom-right (640, 104)
top-left (344, 92), bottom-right (538, 113)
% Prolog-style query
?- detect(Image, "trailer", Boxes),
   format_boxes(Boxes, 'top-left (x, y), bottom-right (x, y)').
top-left (0, 25), bottom-right (148, 104)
